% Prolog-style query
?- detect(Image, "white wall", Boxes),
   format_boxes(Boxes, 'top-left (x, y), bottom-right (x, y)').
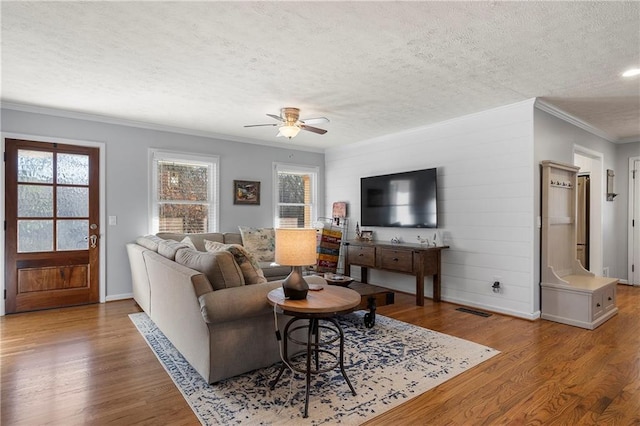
top-left (534, 108), bottom-right (625, 280)
top-left (325, 100), bottom-right (538, 319)
top-left (1, 107), bottom-right (325, 305)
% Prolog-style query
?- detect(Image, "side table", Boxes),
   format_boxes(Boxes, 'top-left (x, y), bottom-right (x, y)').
top-left (267, 285), bottom-right (361, 418)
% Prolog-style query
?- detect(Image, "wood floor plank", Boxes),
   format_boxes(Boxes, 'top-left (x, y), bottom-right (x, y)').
top-left (1, 285), bottom-right (638, 425)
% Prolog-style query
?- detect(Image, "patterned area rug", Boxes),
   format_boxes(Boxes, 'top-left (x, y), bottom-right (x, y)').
top-left (130, 311), bottom-right (499, 425)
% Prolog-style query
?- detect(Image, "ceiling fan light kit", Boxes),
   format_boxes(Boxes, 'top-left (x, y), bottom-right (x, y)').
top-left (278, 125), bottom-right (301, 139)
top-left (244, 107), bottom-right (329, 139)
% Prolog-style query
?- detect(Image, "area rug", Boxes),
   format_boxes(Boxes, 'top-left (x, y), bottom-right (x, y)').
top-left (130, 311), bottom-right (499, 425)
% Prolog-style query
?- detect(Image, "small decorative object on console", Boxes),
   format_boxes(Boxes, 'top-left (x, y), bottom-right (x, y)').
top-left (360, 230), bottom-right (373, 241)
top-left (417, 235), bottom-right (430, 246)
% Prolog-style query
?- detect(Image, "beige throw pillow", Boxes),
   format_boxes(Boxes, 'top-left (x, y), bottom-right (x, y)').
top-left (181, 236), bottom-right (197, 250)
top-left (204, 240), bottom-right (267, 284)
top-left (174, 248), bottom-right (245, 290)
top-left (238, 226), bottom-right (275, 262)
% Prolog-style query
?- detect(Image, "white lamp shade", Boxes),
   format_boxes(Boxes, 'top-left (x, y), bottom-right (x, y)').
top-left (275, 228), bottom-right (317, 266)
top-left (278, 125), bottom-right (301, 138)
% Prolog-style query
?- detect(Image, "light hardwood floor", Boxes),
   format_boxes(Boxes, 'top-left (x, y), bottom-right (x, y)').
top-left (1, 285), bottom-right (639, 425)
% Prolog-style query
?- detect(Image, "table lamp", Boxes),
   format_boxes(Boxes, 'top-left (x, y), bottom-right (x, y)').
top-left (275, 228), bottom-right (317, 300)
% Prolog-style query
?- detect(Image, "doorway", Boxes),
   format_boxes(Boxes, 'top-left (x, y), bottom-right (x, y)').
top-left (573, 148), bottom-right (604, 276)
top-left (4, 139), bottom-right (101, 313)
top-left (577, 175), bottom-right (590, 270)
top-left (630, 157), bottom-right (639, 285)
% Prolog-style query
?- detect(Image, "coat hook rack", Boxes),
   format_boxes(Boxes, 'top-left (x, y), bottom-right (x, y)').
top-left (606, 169), bottom-right (617, 201)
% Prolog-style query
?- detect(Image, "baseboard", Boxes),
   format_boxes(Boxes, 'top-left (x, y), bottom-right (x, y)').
top-left (441, 296), bottom-right (541, 321)
top-left (106, 293), bottom-right (133, 302)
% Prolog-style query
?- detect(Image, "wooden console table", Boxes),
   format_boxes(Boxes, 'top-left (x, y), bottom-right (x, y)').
top-left (344, 240), bottom-right (448, 306)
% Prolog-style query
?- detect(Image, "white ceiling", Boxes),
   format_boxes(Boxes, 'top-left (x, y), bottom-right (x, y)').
top-left (2, 1), bottom-right (639, 150)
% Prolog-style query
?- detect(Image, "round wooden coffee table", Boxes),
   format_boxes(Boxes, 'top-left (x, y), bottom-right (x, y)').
top-left (267, 285), bottom-right (360, 418)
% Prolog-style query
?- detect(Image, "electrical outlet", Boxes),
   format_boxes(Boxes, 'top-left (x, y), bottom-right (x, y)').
top-left (492, 276), bottom-right (501, 293)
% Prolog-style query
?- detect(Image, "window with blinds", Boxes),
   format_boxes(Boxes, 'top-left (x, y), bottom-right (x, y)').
top-left (151, 151), bottom-right (219, 234)
top-left (274, 163), bottom-right (318, 228)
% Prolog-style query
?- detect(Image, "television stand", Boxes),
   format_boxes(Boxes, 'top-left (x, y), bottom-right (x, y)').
top-left (344, 240), bottom-right (448, 306)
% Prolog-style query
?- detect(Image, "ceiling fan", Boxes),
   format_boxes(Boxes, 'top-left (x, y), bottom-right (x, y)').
top-left (244, 107), bottom-right (329, 139)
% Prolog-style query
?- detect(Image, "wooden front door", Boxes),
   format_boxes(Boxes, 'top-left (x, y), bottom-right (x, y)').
top-left (4, 139), bottom-right (100, 313)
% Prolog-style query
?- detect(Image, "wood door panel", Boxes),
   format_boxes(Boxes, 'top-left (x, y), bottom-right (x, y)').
top-left (15, 288), bottom-right (96, 311)
top-left (18, 265), bottom-right (89, 292)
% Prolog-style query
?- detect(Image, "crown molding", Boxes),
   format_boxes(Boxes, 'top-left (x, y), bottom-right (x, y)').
top-left (617, 135), bottom-right (640, 144)
top-left (534, 99), bottom-right (617, 143)
top-left (0, 101), bottom-right (325, 153)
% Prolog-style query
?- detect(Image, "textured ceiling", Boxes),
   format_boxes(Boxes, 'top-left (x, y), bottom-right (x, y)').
top-left (2, 1), bottom-right (639, 150)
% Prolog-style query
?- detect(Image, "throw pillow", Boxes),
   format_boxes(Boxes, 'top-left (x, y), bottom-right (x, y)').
top-left (205, 240), bottom-right (267, 284)
top-left (238, 226), bottom-right (275, 262)
top-left (181, 236), bottom-right (197, 250)
top-left (174, 248), bottom-right (245, 291)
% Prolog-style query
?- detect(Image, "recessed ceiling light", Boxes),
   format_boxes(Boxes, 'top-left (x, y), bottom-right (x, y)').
top-left (622, 68), bottom-right (640, 77)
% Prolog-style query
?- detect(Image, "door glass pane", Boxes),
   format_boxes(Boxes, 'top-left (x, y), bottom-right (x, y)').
top-left (18, 220), bottom-right (53, 252)
top-left (57, 153), bottom-right (89, 185)
top-left (57, 187), bottom-right (89, 217)
top-left (18, 185), bottom-right (53, 217)
top-left (57, 220), bottom-right (89, 250)
top-left (18, 150), bottom-right (53, 183)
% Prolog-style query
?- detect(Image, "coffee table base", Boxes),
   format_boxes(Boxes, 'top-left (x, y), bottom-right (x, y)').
top-left (270, 316), bottom-right (356, 418)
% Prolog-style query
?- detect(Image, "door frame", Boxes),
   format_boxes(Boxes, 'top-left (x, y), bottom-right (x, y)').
top-left (573, 146), bottom-right (604, 277)
top-left (1, 133), bottom-right (106, 316)
top-left (630, 156), bottom-right (639, 286)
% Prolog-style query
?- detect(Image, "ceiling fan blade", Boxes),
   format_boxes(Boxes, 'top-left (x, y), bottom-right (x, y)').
top-left (267, 113), bottom-right (284, 122)
top-left (300, 117), bottom-right (329, 125)
top-left (300, 124), bottom-right (327, 135)
top-left (244, 123), bottom-right (278, 128)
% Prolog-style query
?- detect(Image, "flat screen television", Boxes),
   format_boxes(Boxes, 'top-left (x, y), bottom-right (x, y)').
top-left (361, 168), bottom-right (438, 228)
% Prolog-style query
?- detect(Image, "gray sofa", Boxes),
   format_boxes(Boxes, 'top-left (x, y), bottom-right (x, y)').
top-left (126, 232), bottom-right (324, 384)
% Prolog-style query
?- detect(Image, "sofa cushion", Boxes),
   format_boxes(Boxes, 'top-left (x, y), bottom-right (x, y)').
top-left (136, 235), bottom-right (165, 251)
top-left (175, 248), bottom-right (245, 290)
top-left (238, 226), bottom-right (275, 262)
top-left (158, 239), bottom-right (190, 260)
top-left (204, 240), bottom-right (267, 284)
top-left (157, 232), bottom-right (225, 251)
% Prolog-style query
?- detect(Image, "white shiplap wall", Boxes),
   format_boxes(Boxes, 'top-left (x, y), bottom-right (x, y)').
top-left (325, 99), bottom-right (538, 319)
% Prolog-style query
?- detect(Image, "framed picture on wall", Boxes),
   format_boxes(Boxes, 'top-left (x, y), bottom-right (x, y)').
top-left (234, 180), bottom-right (260, 205)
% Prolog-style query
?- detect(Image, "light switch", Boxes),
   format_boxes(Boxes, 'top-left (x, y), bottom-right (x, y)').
top-left (108, 216), bottom-right (117, 226)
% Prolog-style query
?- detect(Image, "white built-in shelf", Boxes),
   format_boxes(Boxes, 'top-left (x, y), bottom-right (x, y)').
top-left (540, 160), bottom-right (618, 330)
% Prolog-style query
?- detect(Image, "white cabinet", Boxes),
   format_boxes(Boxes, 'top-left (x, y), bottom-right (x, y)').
top-left (540, 161), bottom-right (618, 330)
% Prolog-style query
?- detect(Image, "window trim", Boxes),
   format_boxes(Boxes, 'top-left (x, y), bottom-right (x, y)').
top-left (273, 162), bottom-right (319, 228)
top-left (149, 149), bottom-right (219, 234)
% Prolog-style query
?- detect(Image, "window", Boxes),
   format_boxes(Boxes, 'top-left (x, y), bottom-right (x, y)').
top-left (274, 163), bottom-right (318, 228)
top-left (150, 150), bottom-right (219, 234)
